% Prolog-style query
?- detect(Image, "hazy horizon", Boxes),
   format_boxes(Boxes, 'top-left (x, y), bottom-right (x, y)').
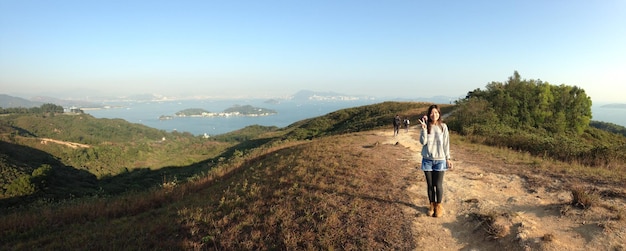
top-left (1, 89), bottom-right (461, 104)
top-left (2, 1), bottom-right (625, 103)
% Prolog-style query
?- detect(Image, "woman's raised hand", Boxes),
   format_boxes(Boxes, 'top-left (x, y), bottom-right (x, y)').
top-left (419, 115), bottom-right (427, 129)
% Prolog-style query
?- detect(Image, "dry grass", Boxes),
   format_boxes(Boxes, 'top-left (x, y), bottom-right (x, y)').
top-left (452, 134), bottom-right (626, 188)
top-left (2, 125), bottom-right (625, 250)
top-left (0, 133), bottom-right (417, 250)
top-left (177, 133), bottom-right (416, 250)
top-left (469, 212), bottom-right (512, 240)
top-left (570, 184), bottom-right (601, 209)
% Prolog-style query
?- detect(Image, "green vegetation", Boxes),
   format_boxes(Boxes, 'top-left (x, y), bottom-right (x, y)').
top-left (453, 71), bottom-right (592, 135)
top-left (0, 112), bottom-right (233, 203)
top-left (1, 74), bottom-right (625, 249)
top-left (174, 105), bottom-right (277, 117)
top-left (0, 103), bottom-right (64, 115)
top-left (4, 164), bottom-right (52, 197)
top-left (590, 120), bottom-right (626, 137)
top-left (223, 104), bottom-right (276, 115)
top-left (447, 71), bottom-right (625, 169)
top-left (5, 114), bottom-right (219, 171)
top-left (175, 108), bottom-right (210, 116)
top-left (282, 101), bottom-right (435, 140)
top-left (210, 124), bottom-right (279, 143)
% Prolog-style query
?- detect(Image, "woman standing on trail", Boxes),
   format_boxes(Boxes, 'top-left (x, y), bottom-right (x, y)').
top-left (418, 104), bottom-right (453, 217)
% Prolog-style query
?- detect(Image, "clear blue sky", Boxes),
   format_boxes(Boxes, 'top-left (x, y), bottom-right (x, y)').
top-left (1, 0), bottom-right (625, 102)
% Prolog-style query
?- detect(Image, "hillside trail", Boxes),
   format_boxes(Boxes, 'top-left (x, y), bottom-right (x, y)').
top-left (378, 127), bottom-right (625, 251)
top-left (39, 138), bottom-right (90, 149)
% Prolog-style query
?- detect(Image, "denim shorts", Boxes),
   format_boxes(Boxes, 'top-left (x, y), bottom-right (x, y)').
top-left (421, 159), bottom-right (448, 171)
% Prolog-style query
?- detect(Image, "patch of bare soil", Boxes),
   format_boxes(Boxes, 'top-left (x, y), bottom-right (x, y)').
top-left (378, 127), bottom-right (626, 251)
top-left (39, 138), bottom-right (90, 148)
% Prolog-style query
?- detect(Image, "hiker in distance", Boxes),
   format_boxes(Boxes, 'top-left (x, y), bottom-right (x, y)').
top-left (418, 104), bottom-right (453, 217)
top-left (393, 114), bottom-right (401, 136)
top-left (403, 117), bottom-right (410, 132)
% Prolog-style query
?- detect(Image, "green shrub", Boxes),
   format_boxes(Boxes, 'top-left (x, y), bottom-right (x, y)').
top-left (6, 175), bottom-right (36, 196)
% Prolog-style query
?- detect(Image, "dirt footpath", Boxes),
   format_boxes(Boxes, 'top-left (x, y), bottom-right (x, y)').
top-left (40, 138), bottom-right (90, 148)
top-left (379, 127), bottom-right (626, 251)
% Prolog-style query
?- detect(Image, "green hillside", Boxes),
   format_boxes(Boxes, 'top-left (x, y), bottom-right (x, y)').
top-left (0, 112), bottom-right (235, 205)
top-left (1, 76), bottom-right (625, 249)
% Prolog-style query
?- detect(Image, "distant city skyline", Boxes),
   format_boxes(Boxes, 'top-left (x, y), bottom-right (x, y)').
top-left (1, 1), bottom-right (625, 103)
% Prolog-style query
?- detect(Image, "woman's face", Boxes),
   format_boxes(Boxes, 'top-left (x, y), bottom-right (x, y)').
top-left (429, 108), bottom-right (440, 122)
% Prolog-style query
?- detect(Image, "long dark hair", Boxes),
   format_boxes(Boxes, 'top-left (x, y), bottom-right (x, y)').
top-left (426, 104), bottom-right (444, 134)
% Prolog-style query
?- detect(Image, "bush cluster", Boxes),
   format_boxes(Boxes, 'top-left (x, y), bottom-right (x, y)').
top-left (448, 71), bottom-right (626, 168)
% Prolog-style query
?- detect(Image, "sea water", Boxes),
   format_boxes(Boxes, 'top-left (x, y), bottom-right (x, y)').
top-left (86, 99), bottom-right (380, 136)
top-left (591, 103), bottom-right (626, 127)
top-left (86, 100), bottom-right (626, 136)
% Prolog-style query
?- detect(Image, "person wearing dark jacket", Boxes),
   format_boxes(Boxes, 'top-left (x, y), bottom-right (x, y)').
top-left (393, 114), bottom-right (401, 136)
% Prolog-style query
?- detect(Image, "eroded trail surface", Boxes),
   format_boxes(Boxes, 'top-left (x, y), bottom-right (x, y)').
top-left (379, 127), bottom-right (625, 251)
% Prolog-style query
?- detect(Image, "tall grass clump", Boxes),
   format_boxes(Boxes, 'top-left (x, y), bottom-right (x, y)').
top-left (570, 185), bottom-right (600, 209)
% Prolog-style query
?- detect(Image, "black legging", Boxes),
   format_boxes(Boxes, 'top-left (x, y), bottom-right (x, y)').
top-left (424, 171), bottom-right (445, 203)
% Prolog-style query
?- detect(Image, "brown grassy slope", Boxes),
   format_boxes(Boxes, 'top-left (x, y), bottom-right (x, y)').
top-left (0, 131), bottom-right (419, 250)
top-left (2, 126), bottom-right (625, 250)
top-left (177, 132), bottom-right (418, 250)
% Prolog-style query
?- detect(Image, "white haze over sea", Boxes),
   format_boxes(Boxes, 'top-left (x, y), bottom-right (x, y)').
top-left (86, 99), bottom-right (626, 136)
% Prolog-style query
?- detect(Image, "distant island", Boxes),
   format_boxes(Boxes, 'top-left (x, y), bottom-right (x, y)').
top-left (223, 105), bottom-right (277, 116)
top-left (601, 103), bottom-right (626, 109)
top-left (175, 108), bottom-right (211, 117)
top-left (170, 105), bottom-right (277, 118)
top-left (264, 99), bottom-right (281, 104)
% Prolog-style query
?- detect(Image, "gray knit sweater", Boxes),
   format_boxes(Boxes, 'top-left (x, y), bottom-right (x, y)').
top-left (419, 123), bottom-right (451, 161)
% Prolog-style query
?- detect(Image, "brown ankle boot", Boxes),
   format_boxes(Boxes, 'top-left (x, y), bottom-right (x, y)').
top-left (435, 203), bottom-right (444, 217)
top-left (427, 202), bottom-right (435, 216)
